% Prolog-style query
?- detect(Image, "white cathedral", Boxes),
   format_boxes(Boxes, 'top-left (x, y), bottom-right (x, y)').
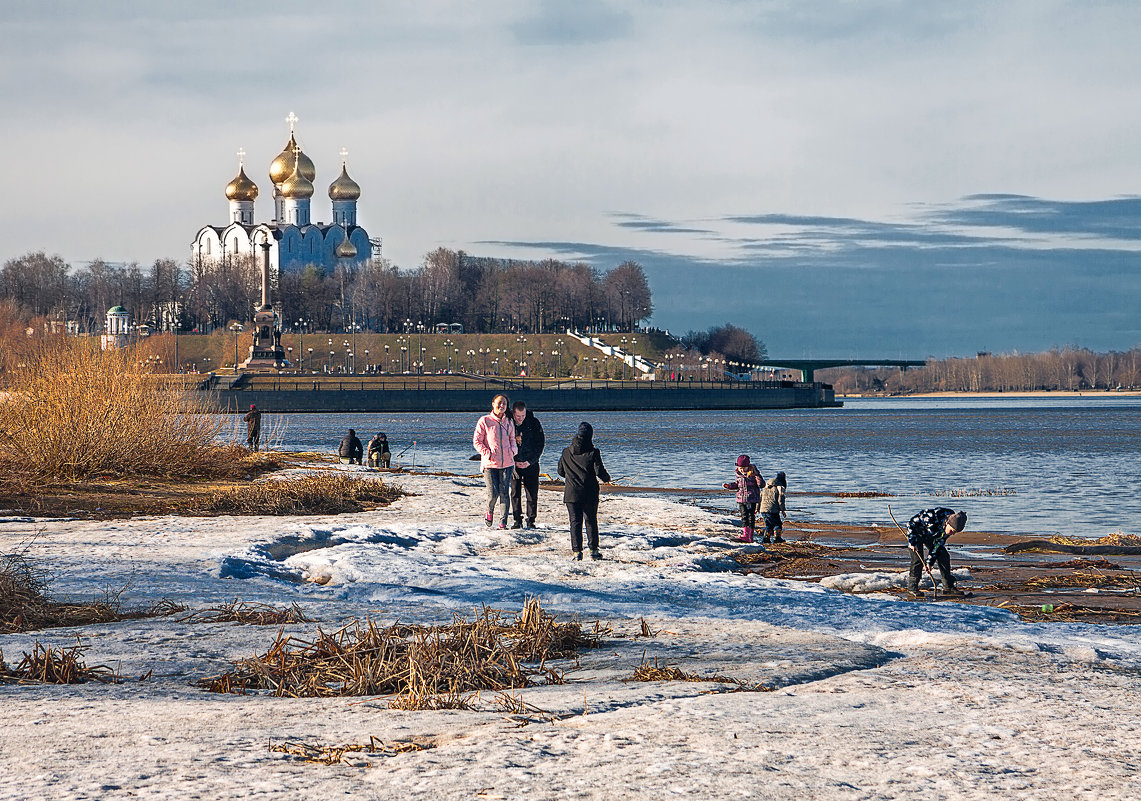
top-left (192, 115), bottom-right (373, 276)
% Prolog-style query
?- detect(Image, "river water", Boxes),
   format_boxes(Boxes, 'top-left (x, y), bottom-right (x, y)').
top-left (260, 396), bottom-right (1141, 539)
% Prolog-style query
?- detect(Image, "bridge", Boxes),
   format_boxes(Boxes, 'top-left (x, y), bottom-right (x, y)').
top-left (763, 359), bottom-right (926, 383)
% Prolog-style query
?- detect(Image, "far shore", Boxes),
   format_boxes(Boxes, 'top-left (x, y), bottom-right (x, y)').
top-left (840, 389), bottom-right (1141, 398)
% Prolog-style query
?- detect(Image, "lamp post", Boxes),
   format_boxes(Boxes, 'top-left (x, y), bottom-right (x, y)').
top-left (307, 347), bottom-right (312, 371)
top-left (467, 349), bottom-right (474, 372)
top-left (620, 337), bottom-right (628, 380)
top-left (416, 321), bottom-right (424, 373)
top-left (384, 344), bottom-right (389, 372)
top-left (296, 317), bottom-right (308, 366)
top-left (631, 338), bottom-right (637, 379)
top-left (287, 346), bottom-right (293, 367)
top-left (329, 350), bottom-right (335, 373)
top-left (400, 346), bottom-right (407, 373)
top-left (229, 322), bottom-right (243, 371)
top-left (364, 349), bottom-right (369, 373)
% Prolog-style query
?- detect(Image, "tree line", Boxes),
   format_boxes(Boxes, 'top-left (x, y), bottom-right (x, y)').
top-left (820, 348), bottom-right (1141, 393)
top-left (0, 249), bottom-right (653, 335)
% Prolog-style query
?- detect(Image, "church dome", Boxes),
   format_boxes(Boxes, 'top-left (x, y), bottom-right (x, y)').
top-left (335, 237), bottom-right (358, 259)
top-left (225, 167), bottom-right (259, 201)
top-left (328, 164), bottom-right (361, 201)
top-left (280, 156), bottom-right (315, 199)
top-left (269, 135), bottom-right (316, 186)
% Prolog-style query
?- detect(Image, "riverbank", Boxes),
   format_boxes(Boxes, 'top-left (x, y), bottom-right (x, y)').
top-left (3, 468), bottom-right (1140, 799)
top-left (841, 389), bottom-right (1141, 398)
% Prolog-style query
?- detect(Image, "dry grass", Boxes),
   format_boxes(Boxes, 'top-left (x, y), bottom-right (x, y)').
top-left (205, 473), bottom-right (402, 515)
top-left (0, 639), bottom-right (122, 684)
top-left (1049, 532), bottom-right (1141, 548)
top-left (626, 657), bottom-right (774, 692)
top-left (197, 597), bottom-right (603, 708)
top-left (996, 601), bottom-right (1141, 624)
top-left (178, 599), bottom-right (312, 625)
top-left (0, 338), bottom-right (233, 483)
top-left (1, 547), bottom-right (185, 633)
top-left (270, 737), bottom-right (434, 767)
top-left (1020, 569), bottom-right (1140, 592)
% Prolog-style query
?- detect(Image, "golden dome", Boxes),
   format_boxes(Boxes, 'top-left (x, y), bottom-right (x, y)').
top-left (335, 237), bottom-right (358, 259)
top-left (269, 135), bottom-right (316, 186)
top-left (328, 164), bottom-right (361, 201)
top-left (225, 166), bottom-right (259, 201)
top-left (280, 154), bottom-right (315, 199)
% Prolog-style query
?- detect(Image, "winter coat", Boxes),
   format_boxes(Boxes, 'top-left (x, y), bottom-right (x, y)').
top-left (513, 410), bottom-right (546, 465)
top-left (906, 507), bottom-right (957, 551)
top-left (338, 432), bottom-right (363, 460)
top-left (367, 436), bottom-right (390, 457)
top-left (557, 423), bottom-right (611, 504)
top-left (473, 413), bottom-right (518, 469)
top-left (723, 466), bottom-right (763, 504)
top-left (243, 408), bottom-right (262, 434)
top-left (759, 477), bottom-right (786, 515)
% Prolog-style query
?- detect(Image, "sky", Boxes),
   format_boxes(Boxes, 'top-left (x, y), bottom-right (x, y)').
top-left (3, 0), bottom-right (1141, 357)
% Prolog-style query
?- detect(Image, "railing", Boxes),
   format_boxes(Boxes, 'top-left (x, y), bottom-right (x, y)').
top-left (223, 377), bottom-right (819, 392)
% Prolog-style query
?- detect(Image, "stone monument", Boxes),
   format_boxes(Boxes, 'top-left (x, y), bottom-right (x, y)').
top-left (240, 232), bottom-right (286, 370)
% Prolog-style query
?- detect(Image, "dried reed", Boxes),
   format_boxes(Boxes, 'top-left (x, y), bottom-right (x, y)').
top-left (270, 736), bottom-right (433, 767)
top-left (197, 597), bottom-right (601, 708)
top-left (1, 547), bottom-right (184, 633)
top-left (205, 473), bottom-right (402, 515)
top-left (178, 599), bottom-right (312, 625)
top-left (1049, 532), bottom-right (1141, 548)
top-left (0, 639), bottom-right (120, 684)
top-left (0, 337), bottom-right (230, 482)
top-left (1020, 570), bottom-right (1140, 592)
top-left (626, 657), bottom-right (774, 692)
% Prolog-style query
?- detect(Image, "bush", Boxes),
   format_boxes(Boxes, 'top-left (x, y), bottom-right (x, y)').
top-left (0, 338), bottom-right (226, 481)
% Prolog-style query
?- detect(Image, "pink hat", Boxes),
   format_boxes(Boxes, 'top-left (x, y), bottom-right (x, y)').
top-left (736, 454), bottom-right (750, 467)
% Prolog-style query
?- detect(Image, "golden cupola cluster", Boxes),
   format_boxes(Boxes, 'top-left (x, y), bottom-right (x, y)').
top-left (328, 164), bottom-right (361, 201)
top-left (225, 166), bottom-right (259, 202)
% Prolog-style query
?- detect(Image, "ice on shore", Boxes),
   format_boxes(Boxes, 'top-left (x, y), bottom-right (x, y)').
top-left (3, 470), bottom-right (1140, 800)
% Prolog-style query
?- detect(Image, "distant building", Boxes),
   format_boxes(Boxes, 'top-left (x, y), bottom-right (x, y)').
top-left (191, 114), bottom-right (373, 280)
top-left (101, 305), bottom-right (130, 351)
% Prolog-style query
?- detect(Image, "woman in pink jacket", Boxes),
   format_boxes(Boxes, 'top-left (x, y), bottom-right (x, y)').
top-left (472, 394), bottom-right (518, 528)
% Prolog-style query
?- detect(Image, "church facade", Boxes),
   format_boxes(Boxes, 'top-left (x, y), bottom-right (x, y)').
top-left (191, 117), bottom-right (372, 277)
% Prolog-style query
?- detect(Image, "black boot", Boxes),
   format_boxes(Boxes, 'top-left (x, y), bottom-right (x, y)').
top-left (510, 519), bottom-right (523, 529)
top-left (907, 586), bottom-right (925, 599)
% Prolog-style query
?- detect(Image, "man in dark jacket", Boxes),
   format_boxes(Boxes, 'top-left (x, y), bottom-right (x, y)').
top-left (367, 432), bottom-right (391, 468)
top-left (557, 421), bottom-right (611, 561)
top-left (510, 401), bottom-right (546, 529)
top-left (906, 507), bottom-right (968, 598)
top-left (338, 428), bottom-right (364, 465)
top-left (243, 404), bottom-right (262, 451)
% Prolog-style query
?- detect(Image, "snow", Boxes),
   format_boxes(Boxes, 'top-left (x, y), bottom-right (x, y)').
top-left (3, 468), bottom-right (1140, 800)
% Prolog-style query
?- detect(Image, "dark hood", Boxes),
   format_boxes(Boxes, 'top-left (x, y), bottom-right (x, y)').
top-left (571, 421), bottom-right (594, 454)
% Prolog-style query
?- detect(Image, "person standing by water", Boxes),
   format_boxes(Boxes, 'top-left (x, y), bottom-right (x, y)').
top-left (905, 508), bottom-right (968, 598)
top-left (557, 421), bottom-right (612, 561)
top-left (473, 394), bottom-right (517, 529)
top-left (722, 454), bottom-right (763, 543)
top-left (510, 401), bottom-right (546, 529)
top-left (243, 404), bottom-right (262, 452)
top-left (338, 429), bottom-right (364, 465)
top-left (759, 471), bottom-right (787, 543)
top-left (367, 432), bottom-right (391, 468)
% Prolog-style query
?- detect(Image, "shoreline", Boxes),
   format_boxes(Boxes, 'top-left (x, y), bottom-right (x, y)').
top-left (840, 389), bottom-right (1141, 398)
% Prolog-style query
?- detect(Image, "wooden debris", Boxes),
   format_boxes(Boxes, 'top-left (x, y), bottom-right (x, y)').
top-left (0, 640), bottom-right (121, 685)
top-left (270, 736), bottom-right (434, 767)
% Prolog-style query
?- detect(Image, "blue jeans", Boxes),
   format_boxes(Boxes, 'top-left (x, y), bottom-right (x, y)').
top-left (483, 467), bottom-right (513, 524)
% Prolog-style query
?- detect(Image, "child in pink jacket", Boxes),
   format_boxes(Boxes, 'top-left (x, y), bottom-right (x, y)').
top-left (472, 394), bottom-right (518, 528)
top-left (723, 454), bottom-right (763, 543)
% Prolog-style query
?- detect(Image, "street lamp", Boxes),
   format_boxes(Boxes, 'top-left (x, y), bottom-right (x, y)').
top-left (307, 347), bottom-right (312, 371)
top-left (384, 343), bottom-right (389, 372)
top-left (330, 350), bottom-right (335, 373)
top-left (631, 338), bottom-right (637, 379)
top-left (364, 349), bottom-right (369, 373)
top-left (229, 323), bottom-right (243, 371)
top-left (287, 346), bottom-right (293, 367)
top-left (467, 349), bottom-right (475, 372)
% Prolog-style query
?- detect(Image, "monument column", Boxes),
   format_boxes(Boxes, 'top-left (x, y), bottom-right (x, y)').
top-left (241, 231), bottom-right (286, 370)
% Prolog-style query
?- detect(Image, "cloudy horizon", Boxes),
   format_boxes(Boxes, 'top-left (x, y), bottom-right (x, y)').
top-left (3, 1), bottom-right (1140, 357)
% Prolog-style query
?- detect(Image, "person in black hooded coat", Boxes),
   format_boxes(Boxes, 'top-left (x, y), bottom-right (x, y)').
top-left (557, 421), bottom-right (611, 560)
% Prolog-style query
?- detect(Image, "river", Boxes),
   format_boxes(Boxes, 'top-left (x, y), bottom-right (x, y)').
top-left (258, 396), bottom-right (1141, 538)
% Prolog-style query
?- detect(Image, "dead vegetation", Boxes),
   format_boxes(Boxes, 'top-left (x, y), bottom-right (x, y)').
top-left (197, 597), bottom-right (605, 708)
top-left (178, 599), bottom-right (312, 625)
top-left (1, 547), bottom-right (184, 633)
top-left (0, 639), bottom-right (123, 685)
top-left (996, 601), bottom-right (1141, 625)
top-left (732, 542), bottom-right (846, 580)
top-left (626, 657), bottom-right (774, 692)
top-left (205, 473), bottom-right (402, 515)
top-left (1050, 533), bottom-right (1141, 548)
top-left (270, 737), bottom-right (434, 767)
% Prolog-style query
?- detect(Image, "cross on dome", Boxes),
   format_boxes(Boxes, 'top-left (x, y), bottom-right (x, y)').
top-left (339, 147), bottom-right (349, 165)
top-left (286, 111), bottom-right (298, 133)
top-left (237, 147), bottom-right (246, 167)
